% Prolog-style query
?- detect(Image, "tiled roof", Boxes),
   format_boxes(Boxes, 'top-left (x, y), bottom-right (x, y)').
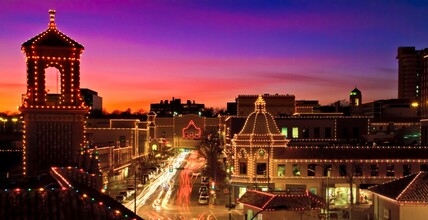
top-left (369, 172), bottom-right (428, 203)
top-left (0, 188), bottom-right (142, 220)
top-left (238, 190), bottom-right (325, 211)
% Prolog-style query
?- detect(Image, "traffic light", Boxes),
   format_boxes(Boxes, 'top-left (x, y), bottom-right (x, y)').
top-left (169, 165), bottom-right (173, 172)
top-left (211, 181), bottom-right (215, 190)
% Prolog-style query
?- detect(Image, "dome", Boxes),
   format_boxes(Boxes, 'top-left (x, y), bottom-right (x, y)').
top-left (233, 95), bottom-right (288, 146)
top-left (239, 95), bottom-right (281, 135)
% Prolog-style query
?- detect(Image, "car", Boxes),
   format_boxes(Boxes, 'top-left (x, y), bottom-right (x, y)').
top-left (127, 185), bottom-right (135, 191)
top-left (116, 195), bottom-right (125, 203)
top-left (225, 203), bottom-right (236, 209)
top-left (199, 186), bottom-right (208, 194)
top-left (198, 192), bottom-right (209, 205)
top-left (192, 172), bottom-right (201, 178)
top-left (201, 176), bottom-right (209, 185)
top-left (119, 191), bottom-right (128, 198)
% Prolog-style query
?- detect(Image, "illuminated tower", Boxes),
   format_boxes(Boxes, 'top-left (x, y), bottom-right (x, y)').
top-left (350, 87), bottom-right (362, 107)
top-left (20, 10), bottom-right (88, 177)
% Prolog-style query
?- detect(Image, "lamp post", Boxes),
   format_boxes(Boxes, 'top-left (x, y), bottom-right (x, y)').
top-left (227, 167), bottom-right (232, 220)
top-left (314, 164), bottom-right (331, 220)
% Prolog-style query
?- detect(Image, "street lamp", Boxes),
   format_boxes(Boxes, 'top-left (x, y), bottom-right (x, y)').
top-left (11, 118), bottom-right (18, 132)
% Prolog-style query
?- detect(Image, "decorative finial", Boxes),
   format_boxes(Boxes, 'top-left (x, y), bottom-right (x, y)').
top-left (254, 95), bottom-right (266, 112)
top-left (49, 9), bottom-right (56, 28)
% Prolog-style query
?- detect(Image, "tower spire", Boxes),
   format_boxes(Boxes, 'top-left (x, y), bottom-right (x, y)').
top-left (49, 9), bottom-right (56, 28)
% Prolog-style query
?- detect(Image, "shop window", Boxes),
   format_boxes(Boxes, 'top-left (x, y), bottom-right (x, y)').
top-left (257, 163), bottom-right (267, 176)
top-left (323, 164), bottom-right (332, 177)
top-left (370, 164), bottom-right (379, 176)
top-left (354, 164), bottom-right (363, 176)
top-left (292, 127), bottom-right (299, 138)
top-left (325, 127), bottom-right (332, 138)
top-left (314, 127), bottom-right (320, 138)
top-left (386, 164), bottom-right (394, 176)
top-left (339, 164), bottom-right (347, 176)
top-left (403, 164), bottom-right (411, 176)
top-left (293, 164), bottom-right (301, 176)
top-left (277, 164), bottom-right (285, 176)
top-left (308, 164), bottom-right (316, 176)
top-left (421, 164), bottom-right (428, 171)
top-left (239, 162), bottom-right (247, 175)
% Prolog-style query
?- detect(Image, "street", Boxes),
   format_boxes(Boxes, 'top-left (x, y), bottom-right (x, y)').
top-left (123, 151), bottom-right (241, 220)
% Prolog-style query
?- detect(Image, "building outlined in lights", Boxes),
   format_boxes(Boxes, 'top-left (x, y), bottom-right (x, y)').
top-left (227, 95), bottom-right (428, 210)
top-left (19, 10), bottom-right (88, 177)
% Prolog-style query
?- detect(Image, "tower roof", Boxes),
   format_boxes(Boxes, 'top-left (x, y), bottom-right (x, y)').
top-left (350, 87), bottom-right (361, 95)
top-left (22, 10), bottom-right (83, 49)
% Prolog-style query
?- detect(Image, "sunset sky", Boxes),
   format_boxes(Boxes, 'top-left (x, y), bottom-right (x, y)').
top-left (0, 0), bottom-right (427, 113)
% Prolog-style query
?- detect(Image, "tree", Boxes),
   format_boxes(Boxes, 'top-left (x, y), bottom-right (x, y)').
top-left (197, 134), bottom-right (226, 184)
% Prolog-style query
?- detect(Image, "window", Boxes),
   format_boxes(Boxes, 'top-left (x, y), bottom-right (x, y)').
top-left (257, 163), bottom-right (267, 176)
top-left (239, 162), bottom-right (247, 175)
top-left (339, 165), bottom-right (347, 176)
top-left (325, 127), bottom-right (332, 138)
top-left (323, 164), bottom-right (332, 177)
top-left (353, 127), bottom-right (360, 138)
top-left (403, 164), bottom-right (411, 176)
top-left (343, 128), bottom-right (349, 138)
top-left (386, 164), bottom-right (394, 176)
top-left (354, 164), bottom-right (363, 176)
top-left (277, 164), bottom-right (285, 176)
top-left (421, 164), bottom-right (428, 171)
top-left (308, 164), bottom-right (316, 176)
top-left (371, 164), bottom-right (379, 176)
top-left (302, 127), bottom-right (309, 138)
top-left (314, 127), bottom-right (320, 138)
top-left (292, 164), bottom-right (301, 176)
top-left (292, 127), bottom-right (299, 138)
top-left (281, 128), bottom-right (288, 138)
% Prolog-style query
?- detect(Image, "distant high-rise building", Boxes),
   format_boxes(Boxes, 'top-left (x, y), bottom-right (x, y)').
top-left (419, 49), bottom-right (428, 118)
top-left (19, 10), bottom-right (88, 177)
top-left (80, 88), bottom-right (103, 111)
top-left (397, 47), bottom-right (425, 102)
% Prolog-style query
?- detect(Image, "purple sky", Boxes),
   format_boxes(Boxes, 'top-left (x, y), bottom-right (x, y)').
top-left (0, 0), bottom-right (427, 113)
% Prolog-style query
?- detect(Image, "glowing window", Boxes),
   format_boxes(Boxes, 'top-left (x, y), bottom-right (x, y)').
top-left (292, 127), bottom-right (299, 138)
top-left (281, 127), bottom-right (288, 138)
